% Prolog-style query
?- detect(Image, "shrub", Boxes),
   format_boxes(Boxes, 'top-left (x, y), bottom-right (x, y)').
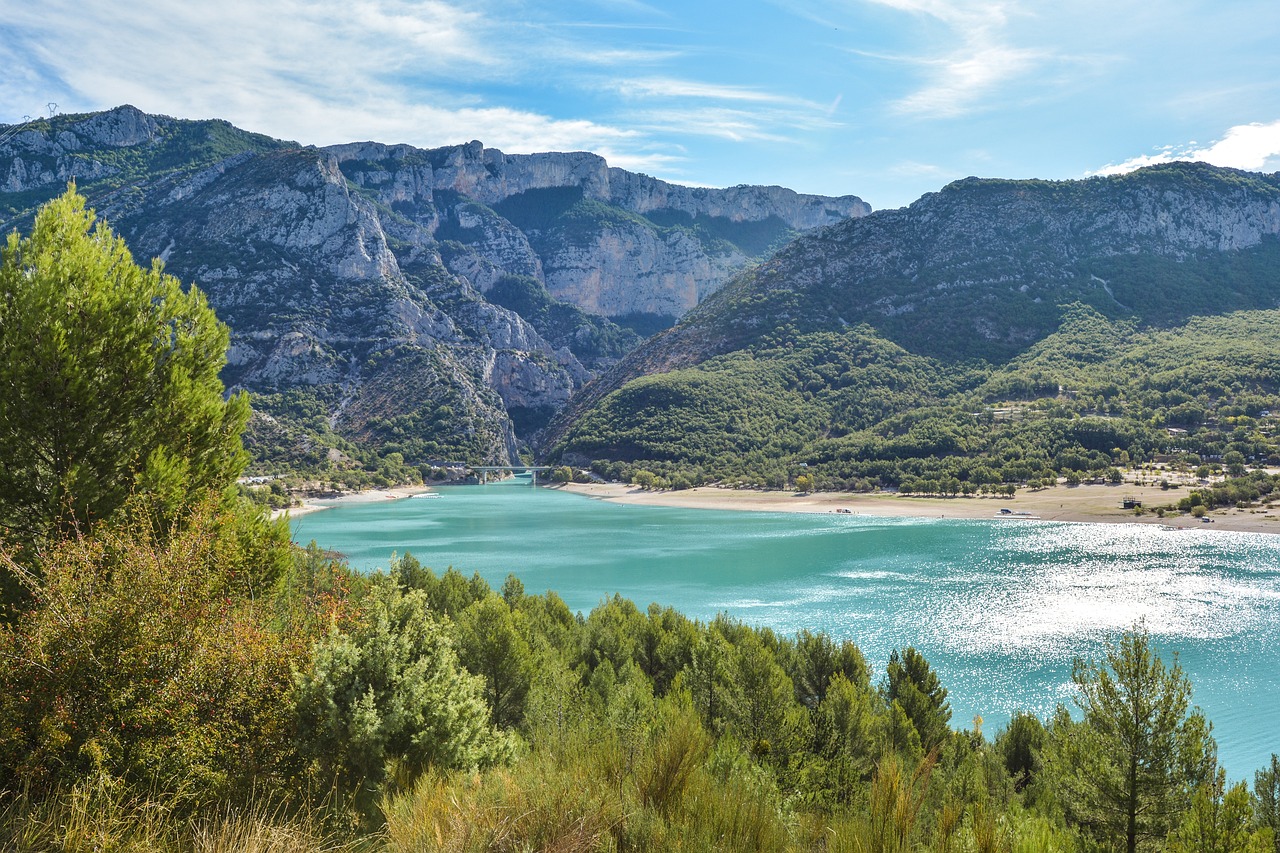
top-left (293, 579), bottom-right (511, 816)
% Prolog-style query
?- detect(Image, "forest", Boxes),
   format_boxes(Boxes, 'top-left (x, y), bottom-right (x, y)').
top-left (551, 307), bottom-right (1280, 499)
top-left (3, 190), bottom-right (1279, 852)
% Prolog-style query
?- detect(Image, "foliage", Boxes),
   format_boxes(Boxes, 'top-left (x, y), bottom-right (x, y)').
top-left (883, 647), bottom-right (952, 753)
top-left (554, 306), bottom-right (1280, 497)
top-left (1168, 769), bottom-right (1269, 853)
top-left (455, 593), bottom-right (534, 729)
top-left (1046, 624), bottom-right (1217, 853)
top-left (0, 495), bottom-right (300, 803)
top-left (292, 577), bottom-right (511, 815)
top-left (0, 186), bottom-right (249, 570)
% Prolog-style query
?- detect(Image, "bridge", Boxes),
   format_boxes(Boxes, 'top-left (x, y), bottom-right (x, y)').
top-left (470, 465), bottom-right (554, 486)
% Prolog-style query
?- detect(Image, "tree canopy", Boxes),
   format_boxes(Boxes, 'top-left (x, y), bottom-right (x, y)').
top-left (1048, 625), bottom-right (1216, 853)
top-left (0, 186), bottom-right (248, 573)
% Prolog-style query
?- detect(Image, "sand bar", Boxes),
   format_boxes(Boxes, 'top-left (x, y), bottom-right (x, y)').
top-left (270, 479), bottom-right (1280, 535)
top-left (272, 484), bottom-right (435, 520)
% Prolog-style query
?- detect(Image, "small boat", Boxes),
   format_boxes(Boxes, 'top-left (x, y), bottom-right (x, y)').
top-left (412, 492), bottom-right (442, 499)
top-left (994, 511), bottom-right (1040, 519)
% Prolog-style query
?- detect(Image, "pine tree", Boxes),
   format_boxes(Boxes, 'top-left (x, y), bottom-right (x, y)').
top-left (0, 186), bottom-right (248, 591)
top-left (1048, 625), bottom-right (1216, 853)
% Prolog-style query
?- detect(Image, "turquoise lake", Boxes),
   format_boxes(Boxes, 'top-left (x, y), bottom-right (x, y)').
top-left (292, 483), bottom-right (1280, 779)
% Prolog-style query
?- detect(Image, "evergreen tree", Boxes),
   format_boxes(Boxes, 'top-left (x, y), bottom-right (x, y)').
top-left (1255, 754), bottom-right (1280, 852)
top-left (787, 629), bottom-right (870, 709)
top-left (1168, 769), bottom-right (1267, 853)
top-left (456, 593), bottom-right (533, 729)
top-left (1048, 625), bottom-right (1216, 853)
top-left (0, 187), bottom-right (248, 586)
top-left (883, 646), bottom-right (952, 752)
top-left (293, 579), bottom-right (509, 814)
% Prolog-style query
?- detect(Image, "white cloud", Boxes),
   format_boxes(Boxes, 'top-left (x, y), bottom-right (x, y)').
top-left (605, 76), bottom-right (840, 148)
top-left (886, 160), bottom-right (947, 178)
top-left (1090, 120), bottom-right (1280, 177)
top-left (892, 44), bottom-right (1045, 118)
top-left (614, 77), bottom-right (817, 106)
top-left (861, 0), bottom-right (1012, 29)
top-left (829, 0), bottom-right (1061, 119)
top-left (628, 103), bottom-right (840, 144)
top-left (0, 0), bottom-right (663, 161)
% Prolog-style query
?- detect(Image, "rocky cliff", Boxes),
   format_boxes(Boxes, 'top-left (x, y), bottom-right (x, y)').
top-left (329, 140), bottom-right (867, 319)
top-left (0, 106), bottom-right (865, 471)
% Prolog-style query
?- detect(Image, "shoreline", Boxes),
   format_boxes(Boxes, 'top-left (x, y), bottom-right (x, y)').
top-left (560, 482), bottom-right (1280, 535)
top-left (271, 479), bottom-right (1280, 535)
top-left (271, 484), bottom-right (436, 520)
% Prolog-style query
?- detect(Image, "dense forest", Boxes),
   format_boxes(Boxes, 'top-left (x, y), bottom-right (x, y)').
top-left (550, 307), bottom-right (1280, 499)
top-left (3, 192), bottom-right (1280, 852)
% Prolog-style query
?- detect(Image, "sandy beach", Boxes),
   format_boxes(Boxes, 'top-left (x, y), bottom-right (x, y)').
top-left (271, 484), bottom-right (437, 520)
top-left (561, 481), bottom-right (1280, 535)
top-left (270, 478), bottom-right (1280, 535)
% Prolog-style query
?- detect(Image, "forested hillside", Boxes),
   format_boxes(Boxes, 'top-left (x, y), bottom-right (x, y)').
top-left (548, 165), bottom-right (1280, 495)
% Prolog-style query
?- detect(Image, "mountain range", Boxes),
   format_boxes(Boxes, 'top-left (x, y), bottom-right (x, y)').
top-left (545, 163), bottom-right (1280, 490)
top-left (0, 106), bottom-right (866, 475)
top-left (5, 107), bottom-right (1280, 491)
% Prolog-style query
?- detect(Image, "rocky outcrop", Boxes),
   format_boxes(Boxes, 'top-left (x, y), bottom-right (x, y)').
top-left (541, 224), bottom-right (745, 317)
top-left (328, 139), bottom-right (869, 320)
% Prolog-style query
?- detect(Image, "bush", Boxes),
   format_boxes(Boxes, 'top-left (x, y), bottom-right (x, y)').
top-left (293, 579), bottom-right (511, 816)
top-left (0, 497), bottom-right (301, 803)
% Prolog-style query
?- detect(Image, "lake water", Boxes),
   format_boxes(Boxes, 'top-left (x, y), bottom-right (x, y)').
top-left (292, 483), bottom-right (1280, 779)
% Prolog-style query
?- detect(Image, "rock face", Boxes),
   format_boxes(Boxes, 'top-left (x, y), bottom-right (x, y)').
top-left (0, 106), bottom-right (865, 468)
top-left (330, 140), bottom-right (868, 319)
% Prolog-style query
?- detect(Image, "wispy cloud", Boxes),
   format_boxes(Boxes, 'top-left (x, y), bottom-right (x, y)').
top-left (614, 77), bottom-right (816, 105)
top-left (891, 44), bottom-right (1045, 118)
top-left (0, 0), bottom-right (663, 160)
top-left (606, 75), bottom-right (841, 147)
top-left (807, 0), bottom-right (1061, 119)
top-left (630, 104), bottom-right (841, 144)
top-left (1090, 120), bottom-right (1280, 176)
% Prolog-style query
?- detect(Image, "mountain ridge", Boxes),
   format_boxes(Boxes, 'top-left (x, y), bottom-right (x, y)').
top-left (545, 162), bottom-right (1280, 489)
top-left (0, 105), bottom-right (866, 475)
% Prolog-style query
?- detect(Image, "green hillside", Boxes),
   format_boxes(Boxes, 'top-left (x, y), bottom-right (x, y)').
top-left (548, 164), bottom-right (1280, 493)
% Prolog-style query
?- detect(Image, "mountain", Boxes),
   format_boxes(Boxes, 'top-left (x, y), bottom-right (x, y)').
top-left (547, 164), bottom-right (1280, 490)
top-left (0, 106), bottom-right (867, 476)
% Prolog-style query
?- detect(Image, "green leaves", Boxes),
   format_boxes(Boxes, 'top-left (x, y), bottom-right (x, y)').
top-left (1047, 625), bottom-right (1217, 853)
top-left (293, 580), bottom-right (510, 813)
top-left (883, 647), bottom-right (951, 753)
top-left (0, 186), bottom-right (248, 570)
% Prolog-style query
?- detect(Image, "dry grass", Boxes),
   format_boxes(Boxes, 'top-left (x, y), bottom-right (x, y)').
top-left (0, 779), bottom-right (368, 853)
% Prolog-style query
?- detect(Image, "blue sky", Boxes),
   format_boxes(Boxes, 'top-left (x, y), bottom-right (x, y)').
top-left (3, 0), bottom-right (1279, 209)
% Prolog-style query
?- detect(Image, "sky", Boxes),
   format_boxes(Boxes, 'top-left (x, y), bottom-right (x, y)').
top-left (3, 0), bottom-right (1279, 210)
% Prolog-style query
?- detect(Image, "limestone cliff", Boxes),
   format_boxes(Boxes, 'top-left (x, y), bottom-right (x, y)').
top-left (0, 106), bottom-right (864, 470)
top-left (329, 140), bottom-right (867, 319)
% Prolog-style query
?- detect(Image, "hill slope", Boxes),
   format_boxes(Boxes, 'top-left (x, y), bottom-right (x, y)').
top-left (548, 165), bottom-right (1280, 490)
